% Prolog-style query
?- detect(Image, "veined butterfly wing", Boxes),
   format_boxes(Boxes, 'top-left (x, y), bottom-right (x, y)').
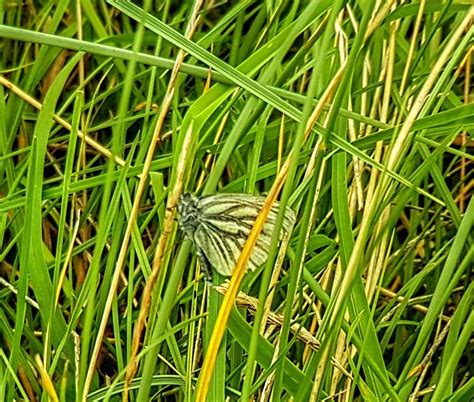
top-left (177, 193), bottom-right (295, 278)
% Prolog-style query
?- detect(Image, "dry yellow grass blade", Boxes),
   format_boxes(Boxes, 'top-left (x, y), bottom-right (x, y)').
top-left (35, 354), bottom-right (59, 402)
top-left (195, 156), bottom-right (290, 401)
top-left (0, 75), bottom-right (125, 167)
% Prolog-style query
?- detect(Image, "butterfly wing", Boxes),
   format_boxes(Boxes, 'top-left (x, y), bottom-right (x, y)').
top-left (193, 223), bottom-right (242, 276)
top-left (194, 194), bottom-right (295, 276)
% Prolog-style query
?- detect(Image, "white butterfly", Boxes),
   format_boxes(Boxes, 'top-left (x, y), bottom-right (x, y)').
top-left (177, 193), bottom-right (295, 280)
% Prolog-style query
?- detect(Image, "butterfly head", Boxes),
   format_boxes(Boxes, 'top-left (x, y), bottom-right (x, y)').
top-left (177, 192), bottom-right (202, 237)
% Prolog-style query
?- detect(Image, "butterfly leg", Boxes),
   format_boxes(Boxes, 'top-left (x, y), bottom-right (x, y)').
top-left (196, 249), bottom-right (213, 284)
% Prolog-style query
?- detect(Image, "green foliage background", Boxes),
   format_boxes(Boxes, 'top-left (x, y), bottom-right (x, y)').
top-left (0, 1), bottom-right (473, 401)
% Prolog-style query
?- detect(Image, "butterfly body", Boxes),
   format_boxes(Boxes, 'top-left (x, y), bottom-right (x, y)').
top-left (177, 193), bottom-right (295, 280)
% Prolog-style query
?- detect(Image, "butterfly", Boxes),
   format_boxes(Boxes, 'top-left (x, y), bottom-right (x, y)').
top-left (177, 192), bottom-right (296, 281)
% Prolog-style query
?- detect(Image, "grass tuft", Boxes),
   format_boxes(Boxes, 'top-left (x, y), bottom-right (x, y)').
top-left (0, 2), bottom-right (472, 401)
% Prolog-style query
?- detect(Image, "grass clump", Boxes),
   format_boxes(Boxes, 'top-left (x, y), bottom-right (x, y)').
top-left (0, 1), bottom-right (473, 401)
